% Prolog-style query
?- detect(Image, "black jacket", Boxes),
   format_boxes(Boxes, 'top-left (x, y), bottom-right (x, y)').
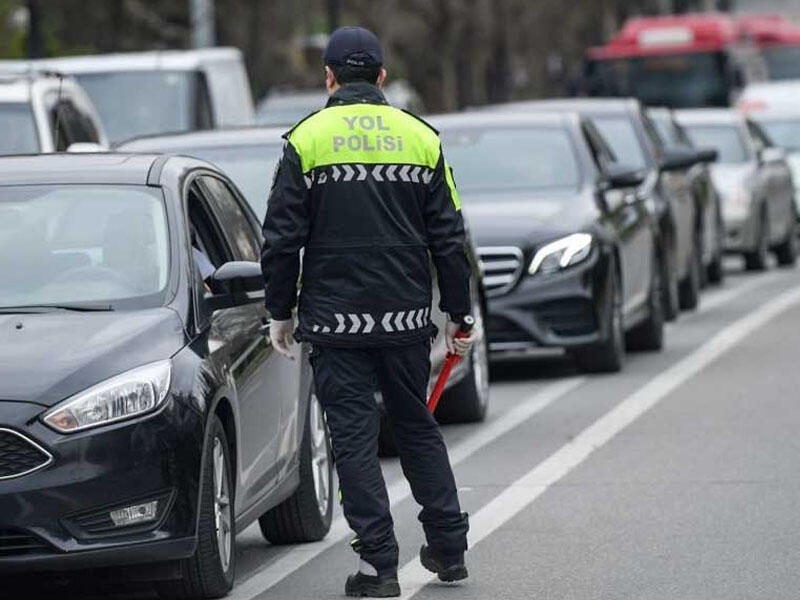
top-left (262, 83), bottom-right (471, 347)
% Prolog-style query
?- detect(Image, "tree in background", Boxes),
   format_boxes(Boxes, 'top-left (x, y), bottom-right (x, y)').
top-left (0, 0), bottom-right (716, 111)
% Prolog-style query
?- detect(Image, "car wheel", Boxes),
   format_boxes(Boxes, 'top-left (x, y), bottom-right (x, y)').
top-left (157, 416), bottom-right (235, 600)
top-left (573, 269), bottom-right (624, 373)
top-left (660, 244), bottom-right (679, 322)
top-left (774, 209), bottom-right (798, 267)
top-left (707, 215), bottom-right (725, 285)
top-left (626, 250), bottom-right (665, 352)
top-left (744, 208), bottom-right (769, 271)
top-left (259, 392), bottom-right (333, 544)
top-left (435, 304), bottom-right (490, 424)
top-left (678, 238), bottom-right (701, 311)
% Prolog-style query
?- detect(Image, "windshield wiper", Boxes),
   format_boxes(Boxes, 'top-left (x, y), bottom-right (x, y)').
top-left (0, 303), bottom-right (115, 314)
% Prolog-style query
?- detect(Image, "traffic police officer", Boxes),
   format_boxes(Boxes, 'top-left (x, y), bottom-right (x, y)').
top-left (261, 26), bottom-right (476, 598)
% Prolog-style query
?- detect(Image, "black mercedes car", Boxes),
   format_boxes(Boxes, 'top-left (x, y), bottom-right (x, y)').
top-left (488, 98), bottom-right (705, 319)
top-left (0, 154), bottom-right (333, 598)
top-left (430, 112), bottom-right (664, 372)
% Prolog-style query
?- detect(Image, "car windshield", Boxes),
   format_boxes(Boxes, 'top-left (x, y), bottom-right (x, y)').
top-left (682, 124), bottom-right (750, 163)
top-left (76, 71), bottom-right (201, 143)
top-left (0, 103), bottom-right (39, 155)
top-left (181, 143), bottom-right (282, 219)
top-left (0, 185), bottom-right (170, 310)
top-left (763, 46), bottom-right (800, 81)
top-left (757, 119), bottom-right (800, 152)
top-left (439, 126), bottom-right (582, 193)
top-left (587, 52), bottom-right (729, 108)
top-left (590, 116), bottom-right (648, 170)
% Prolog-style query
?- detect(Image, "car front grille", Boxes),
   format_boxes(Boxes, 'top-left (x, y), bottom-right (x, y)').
top-left (0, 428), bottom-right (53, 480)
top-left (535, 299), bottom-right (597, 337)
top-left (478, 247), bottom-right (524, 297)
top-left (0, 529), bottom-right (51, 556)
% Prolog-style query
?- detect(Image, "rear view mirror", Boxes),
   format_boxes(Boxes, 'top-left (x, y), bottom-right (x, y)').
top-left (660, 147), bottom-right (698, 172)
top-left (605, 163), bottom-right (645, 189)
top-left (695, 147), bottom-right (718, 164)
top-left (760, 147), bottom-right (786, 164)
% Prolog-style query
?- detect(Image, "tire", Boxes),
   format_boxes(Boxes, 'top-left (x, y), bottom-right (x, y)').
top-left (157, 416), bottom-right (235, 600)
top-left (660, 244), bottom-right (679, 322)
top-left (435, 306), bottom-right (490, 424)
top-left (774, 211), bottom-right (798, 267)
top-left (744, 209), bottom-right (769, 271)
top-left (678, 240), bottom-right (701, 311)
top-left (626, 251), bottom-right (665, 352)
top-left (259, 393), bottom-right (333, 544)
top-left (707, 251), bottom-right (724, 284)
top-left (573, 270), bottom-right (624, 373)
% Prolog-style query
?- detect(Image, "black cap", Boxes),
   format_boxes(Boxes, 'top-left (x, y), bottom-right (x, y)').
top-left (324, 26), bottom-right (383, 67)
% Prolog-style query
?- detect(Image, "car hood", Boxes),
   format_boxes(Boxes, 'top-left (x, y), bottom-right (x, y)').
top-left (709, 162), bottom-right (756, 197)
top-left (462, 188), bottom-right (594, 248)
top-left (0, 308), bottom-right (186, 407)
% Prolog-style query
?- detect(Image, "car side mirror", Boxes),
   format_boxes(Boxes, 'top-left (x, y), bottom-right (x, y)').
top-left (759, 147), bottom-right (786, 164)
top-left (211, 261), bottom-right (263, 291)
top-left (695, 147), bottom-right (718, 164)
top-left (604, 163), bottom-right (645, 189)
top-left (660, 147), bottom-right (698, 171)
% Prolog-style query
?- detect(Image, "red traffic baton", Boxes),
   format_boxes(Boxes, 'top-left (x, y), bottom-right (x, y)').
top-left (427, 316), bottom-right (475, 414)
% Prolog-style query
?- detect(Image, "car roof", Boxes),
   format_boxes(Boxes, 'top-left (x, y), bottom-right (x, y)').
top-left (1, 47), bottom-right (243, 75)
top-left (0, 78), bottom-right (31, 102)
top-left (429, 110), bottom-right (582, 129)
top-left (646, 107), bottom-right (672, 119)
top-left (118, 126), bottom-right (287, 152)
top-left (0, 153), bottom-right (162, 186)
top-left (485, 97), bottom-right (639, 116)
top-left (674, 108), bottom-right (743, 126)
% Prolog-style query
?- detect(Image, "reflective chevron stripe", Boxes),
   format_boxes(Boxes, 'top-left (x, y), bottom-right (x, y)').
top-left (315, 309), bottom-right (431, 334)
top-left (306, 165), bottom-right (435, 187)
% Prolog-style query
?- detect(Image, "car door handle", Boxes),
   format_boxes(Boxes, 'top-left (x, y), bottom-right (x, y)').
top-left (259, 318), bottom-right (270, 336)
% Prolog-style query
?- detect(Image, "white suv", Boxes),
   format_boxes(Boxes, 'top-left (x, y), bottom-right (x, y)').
top-left (0, 73), bottom-right (108, 156)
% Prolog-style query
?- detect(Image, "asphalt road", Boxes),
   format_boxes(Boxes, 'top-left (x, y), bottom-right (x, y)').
top-left (10, 258), bottom-right (800, 600)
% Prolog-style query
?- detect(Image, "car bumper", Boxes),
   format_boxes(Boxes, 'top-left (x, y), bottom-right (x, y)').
top-left (723, 214), bottom-right (758, 253)
top-left (0, 397), bottom-right (203, 573)
top-left (485, 252), bottom-right (607, 355)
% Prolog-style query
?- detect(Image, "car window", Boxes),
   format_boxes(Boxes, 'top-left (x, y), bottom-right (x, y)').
top-left (198, 175), bottom-right (261, 262)
top-left (582, 121), bottom-right (617, 172)
top-left (0, 103), bottom-right (40, 155)
top-left (440, 126), bottom-right (583, 192)
top-left (0, 185), bottom-right (170, 310)
top-left (590, 116), bottom-right (648, 170)
top-left (186, 182), bottom-right (234, 283)
top-left (682, 124), bottom-right (751, 163)
top-left (756, 118), bottom-right (800, 152)
top-left (746, 120), bottom-right (773, 150)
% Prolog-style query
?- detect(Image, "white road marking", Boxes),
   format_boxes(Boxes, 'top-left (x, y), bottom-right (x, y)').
top-left (229, 378), bottom-right (583, 600)
top-left (396, 282), bottom-right (800, 599)
top-left (231, 266), bottom-right (790, 599)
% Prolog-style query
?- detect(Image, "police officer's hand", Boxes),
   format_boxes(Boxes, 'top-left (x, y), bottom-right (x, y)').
top-left (269, 318), bottom-right (295, 359)
top-left (445, 320), bottom-right (480, 357)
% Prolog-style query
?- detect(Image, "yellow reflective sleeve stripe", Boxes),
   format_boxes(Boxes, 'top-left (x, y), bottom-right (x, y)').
top-left (444, 160), bottom-right (461, 211)
top-left (287, 104), bottom-right (441, 173)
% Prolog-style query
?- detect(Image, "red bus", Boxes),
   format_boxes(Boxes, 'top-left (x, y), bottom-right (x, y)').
top-left (738, 13), bottom-right (800, 80)
top-left (585, 14), bottom-right (767, 108)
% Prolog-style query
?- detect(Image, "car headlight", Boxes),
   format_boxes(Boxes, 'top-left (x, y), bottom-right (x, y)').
top-left (528, 233), bottom-right (593, 276)
top-left (43, 361), bottom-right (172, 433)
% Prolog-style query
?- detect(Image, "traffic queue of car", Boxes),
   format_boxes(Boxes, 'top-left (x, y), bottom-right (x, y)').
top-left (1, 36), bottom-right (799, 597)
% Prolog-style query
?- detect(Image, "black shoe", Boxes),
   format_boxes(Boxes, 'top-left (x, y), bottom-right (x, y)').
top-left (419, 545), bottom-right (468, 582)
top-left (345, 572), bottom-right (401, 597)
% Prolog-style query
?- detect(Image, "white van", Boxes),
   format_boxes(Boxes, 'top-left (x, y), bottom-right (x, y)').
top-left (20, 48), bottom-right (254, 144)
top-left (0, 73), bottom-right (108, 155)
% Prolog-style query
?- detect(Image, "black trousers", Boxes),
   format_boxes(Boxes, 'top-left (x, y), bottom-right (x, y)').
top-left (310, 341), bottom-right (469, 574)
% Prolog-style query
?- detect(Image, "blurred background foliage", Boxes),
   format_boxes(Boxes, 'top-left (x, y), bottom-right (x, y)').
top-left (1, 0), bottom-right (724, 111)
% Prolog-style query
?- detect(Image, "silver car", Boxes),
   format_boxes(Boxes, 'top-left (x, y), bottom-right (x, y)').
top-left (749, 109), bottom-right (800, 218)
top-left (676, 109), bottom-right (797, 270)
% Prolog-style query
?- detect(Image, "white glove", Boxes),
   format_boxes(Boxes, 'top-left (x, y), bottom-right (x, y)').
top-left (269, 318), bottom-right (295, 359)
top-left (445, 320), bottom-right (480, 357)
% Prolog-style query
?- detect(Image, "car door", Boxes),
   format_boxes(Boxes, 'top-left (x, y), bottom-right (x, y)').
top-left (584, 122), bottom-right (652, 315)
top-left (192, 174), bottom-right (285, 512)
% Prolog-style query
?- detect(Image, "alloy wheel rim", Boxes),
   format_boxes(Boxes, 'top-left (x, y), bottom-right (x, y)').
top-left (309, 395), bottom-right (331, 517)
top-left (213, 437), bottom-right (232, 572)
